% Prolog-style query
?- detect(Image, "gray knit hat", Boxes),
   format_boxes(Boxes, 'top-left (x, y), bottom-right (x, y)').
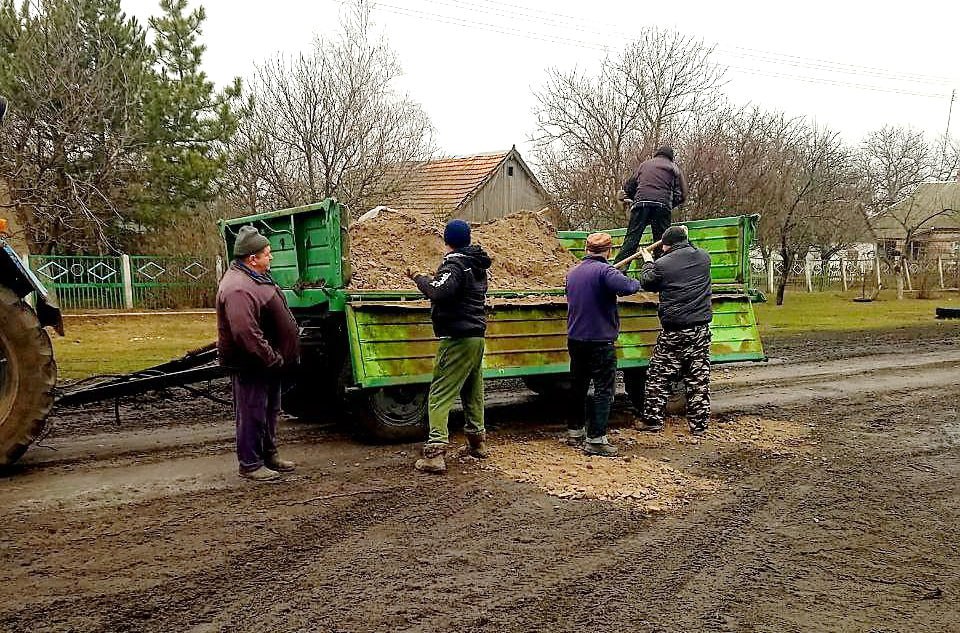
top-left (233, 225), bottom-right (270, 258)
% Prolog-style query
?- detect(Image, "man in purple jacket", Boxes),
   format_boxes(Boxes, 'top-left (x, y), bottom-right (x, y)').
top-left (565, 232), bottom-right (643, 456)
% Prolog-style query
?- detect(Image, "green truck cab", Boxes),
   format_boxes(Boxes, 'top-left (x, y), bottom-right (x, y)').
top-left (220, 200), bottom-right (765, 442)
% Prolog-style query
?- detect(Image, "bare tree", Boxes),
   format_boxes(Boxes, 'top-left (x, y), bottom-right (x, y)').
top-left (530, 28), bottom-right (723, 229)
top-left (225, 1), bottom-right (435, 217)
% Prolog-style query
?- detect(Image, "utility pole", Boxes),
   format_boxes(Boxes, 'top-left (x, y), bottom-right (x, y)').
top-left (940, 89), bottom-right (956, 179)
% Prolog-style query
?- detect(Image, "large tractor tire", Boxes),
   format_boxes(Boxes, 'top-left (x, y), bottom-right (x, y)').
top-left (0, 287), bottom-right (57, 465)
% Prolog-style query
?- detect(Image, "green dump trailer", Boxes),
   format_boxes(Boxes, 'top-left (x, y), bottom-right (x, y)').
top-left (220, 200), bottom-right (765, 442)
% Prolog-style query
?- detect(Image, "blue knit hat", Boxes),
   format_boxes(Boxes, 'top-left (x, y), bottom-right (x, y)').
top-left (444, 219), bottom-right (471, 248)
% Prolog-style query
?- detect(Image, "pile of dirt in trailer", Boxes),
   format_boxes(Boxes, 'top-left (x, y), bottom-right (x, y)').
top-left (347, 210), bottom-right (581, 290)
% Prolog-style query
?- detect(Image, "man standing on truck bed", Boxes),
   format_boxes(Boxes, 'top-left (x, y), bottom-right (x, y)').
top-left (217, 226), bottom-right (300, 482)
top-left (636, 225), bottom-right (713, 436)
top-left (614, 146), bottom-right (687, 265)
top-left (565, 232), bottom-right (643, 456)
top-left (405, 219), bottom-right (492, 474)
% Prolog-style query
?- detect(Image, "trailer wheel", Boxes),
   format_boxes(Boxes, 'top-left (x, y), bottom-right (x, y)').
top-left (355, 384), bottom-right (429, 443)
top-left (522, 374), bottom-right (574, 400)
top-left (623, 368), bottom-right (647, 413)
top-left (0, 288), bottom-right (57, 466)
top-left (623, 368), bottom-right (687, 417)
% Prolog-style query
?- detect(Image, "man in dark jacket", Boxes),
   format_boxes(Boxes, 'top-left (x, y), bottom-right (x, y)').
top-left (614, 146), bottom-right (688, 265)
top-left (217, 226), bottom-right (300, 481)
top-left (405, 219), bottom-right (492, 474)
top-left (565, 232), bottom-right (643, 456)
top-left (636, 225), bottom-right (712, 435)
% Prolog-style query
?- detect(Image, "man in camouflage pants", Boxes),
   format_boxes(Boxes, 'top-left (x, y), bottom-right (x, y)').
top-left (635, 226), bottom-right (713, 435)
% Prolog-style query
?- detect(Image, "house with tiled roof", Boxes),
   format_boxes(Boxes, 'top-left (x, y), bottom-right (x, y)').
top-left (389, 146), bottom-right (551, 223)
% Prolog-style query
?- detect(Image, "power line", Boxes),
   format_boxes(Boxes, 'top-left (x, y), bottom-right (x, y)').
top-left (381, 0), bottom-right (958, 89)
top-left (363, 0), bottom-right (952, 99)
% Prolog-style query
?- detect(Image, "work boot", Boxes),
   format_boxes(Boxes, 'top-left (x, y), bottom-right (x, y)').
top-left (265, 454), bottom-right (296, 472)
top-left (566, 427), bottom-right (586, 446)
top-left (465, 432), bottom-right (490, 459)
top-left (583, 437), bottom-right (619, 457)
top-left (635, 419), bottom-right (664, 433)
top-left (415, 443), bottom-right (447, 474)
top-left (239, 466), bottom-right (281, 482)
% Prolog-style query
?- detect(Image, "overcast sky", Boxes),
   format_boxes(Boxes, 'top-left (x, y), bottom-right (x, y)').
top-left (123, 0), bottom-right (958, 158)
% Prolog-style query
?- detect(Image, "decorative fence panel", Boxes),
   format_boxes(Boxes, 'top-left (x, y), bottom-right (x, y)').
top-left (750, 253), bottom-right (960, 294)
top-left (28, 253), bottom-right (222, 311)
top-left (130, 255), bottom-right (218, 310)
top-left (30, 254), bottom-right (126, 310)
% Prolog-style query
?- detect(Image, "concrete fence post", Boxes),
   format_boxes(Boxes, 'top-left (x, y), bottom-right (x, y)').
top-left (840, 254), bottom-right (848, 292)
top-left (215, 255), bottom-right (224, 280)
top-left (767, 257), bottom-right (775, 294)
top-left (875, 251), bottom-right (882, 289)
top-left (120, 253), bottom-right (134, 310)
top-left (938, 255), bottom-right (945, 289)
top-left (804, 257), bottom-right (813, 293)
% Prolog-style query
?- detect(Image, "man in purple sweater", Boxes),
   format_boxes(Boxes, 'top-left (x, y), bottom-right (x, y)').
top-left (565, 232), bottom-right (643, 456)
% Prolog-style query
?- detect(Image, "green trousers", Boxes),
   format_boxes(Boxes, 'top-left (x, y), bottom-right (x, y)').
top-left (427, 337), bottom-right (485, 445)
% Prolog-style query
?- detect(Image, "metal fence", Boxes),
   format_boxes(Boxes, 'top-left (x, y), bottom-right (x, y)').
top-left (29, 253), bottom-right (221, 311)
top-left (750, 253), bottom-right (960, 294)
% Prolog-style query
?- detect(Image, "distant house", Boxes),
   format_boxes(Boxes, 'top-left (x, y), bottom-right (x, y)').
top-left (871, 181), bottom-right (960, 260)
top-left (389, 146), bottom-right (551, 223)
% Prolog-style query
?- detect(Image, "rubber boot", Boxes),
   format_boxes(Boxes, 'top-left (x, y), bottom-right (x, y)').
top-left (689, 423), bottom-right (708, 437)
top-left (465, 432), bottom-right (490, 459)
top-left (415, 443), bottom-right (447, 474)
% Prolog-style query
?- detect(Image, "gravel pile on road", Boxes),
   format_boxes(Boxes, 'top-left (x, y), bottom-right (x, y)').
top-left (482, 434), bottom-right (722, 508)
top-left (347, 209), bottom-right (580, 291)
top-left (481, 416), bottom-right (811, 507)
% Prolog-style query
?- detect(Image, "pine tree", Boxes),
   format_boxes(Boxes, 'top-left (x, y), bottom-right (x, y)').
top-left (140, 0), bottom-right (239, 224)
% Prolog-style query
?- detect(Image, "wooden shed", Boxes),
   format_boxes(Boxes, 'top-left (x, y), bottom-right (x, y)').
top-left (391, 147), bottom-right (551, 223)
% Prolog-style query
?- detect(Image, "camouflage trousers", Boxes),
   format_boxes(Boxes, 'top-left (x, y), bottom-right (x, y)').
top-left (642, 324), bottom-right (712, 430)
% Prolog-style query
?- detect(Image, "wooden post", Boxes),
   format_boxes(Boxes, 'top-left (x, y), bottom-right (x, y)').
top-left (120, 253), bottom-right (134, 310)
top-left (938, 255), bottom-right (945, 289)
top-left (804, 257), bottom-right (813, 293)
top-left (767, 257), bottom-right (775, 294)
top-left (840, 253), bottom-right (848, 292)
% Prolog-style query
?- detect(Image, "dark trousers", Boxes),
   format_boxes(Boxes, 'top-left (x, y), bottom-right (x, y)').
top-left (232, 372), bottom-right (281, 473)
top-left (568, 339), bottom-right (617, 440)
top-left (613, 202), bottom-right (671, 264)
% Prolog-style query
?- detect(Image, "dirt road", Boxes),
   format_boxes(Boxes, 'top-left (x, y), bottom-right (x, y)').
top-left (2, 326), bottom-right (959, 632)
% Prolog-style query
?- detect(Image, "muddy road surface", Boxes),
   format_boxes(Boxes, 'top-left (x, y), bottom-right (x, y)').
top-left (2, 327), bottom-right (959, 632)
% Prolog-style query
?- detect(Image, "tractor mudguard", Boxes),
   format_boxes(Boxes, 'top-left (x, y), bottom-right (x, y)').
top-left (0, 243), bottom-right (64, 335)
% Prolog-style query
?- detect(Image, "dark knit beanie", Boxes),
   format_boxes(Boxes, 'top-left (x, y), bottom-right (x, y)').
top-left (654, 146), bottom-right (675, 162)
top-left (443, 219), bottom-right (471, 248)
top-left (661, 225), bottom-right (688, 246)
top-left (233, 225), bottom-right (271, 258)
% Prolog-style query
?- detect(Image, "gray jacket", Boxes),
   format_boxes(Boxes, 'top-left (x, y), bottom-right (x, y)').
top-left (640, 241), bottom-right (712, 331)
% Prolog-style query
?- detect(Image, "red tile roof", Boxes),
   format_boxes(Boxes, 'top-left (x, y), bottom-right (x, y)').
top-left (392, 151), bottom-right (511, 217)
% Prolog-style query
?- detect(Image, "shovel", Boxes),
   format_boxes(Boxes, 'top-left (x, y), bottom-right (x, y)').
top-left (614, 240), bottom-right (662, 270)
